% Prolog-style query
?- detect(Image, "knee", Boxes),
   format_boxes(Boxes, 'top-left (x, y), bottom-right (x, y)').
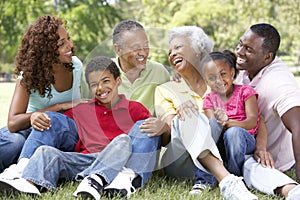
top-left (34, 145), bottom-right (60, 157)
top-left (224, 127), bottom-right (243, 140)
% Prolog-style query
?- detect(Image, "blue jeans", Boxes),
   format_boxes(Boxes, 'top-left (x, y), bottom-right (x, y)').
top-left (194, 119), bottom-right (256, 186)
top-left (19, 111), bottom-right (78, 159)
top-left (22, 120), bottom-right (160, 191)
top-left (0, 126), bottom-right (31, 171)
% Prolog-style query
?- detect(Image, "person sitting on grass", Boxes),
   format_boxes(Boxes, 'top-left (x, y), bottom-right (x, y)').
top-left (153, 25), bottom-right (258, 200)
top-left (0, 56), bottom-right (161, 200)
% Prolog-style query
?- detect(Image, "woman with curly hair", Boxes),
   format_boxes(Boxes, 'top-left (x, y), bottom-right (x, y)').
top-left (0, 15), bottom-right (87, 171)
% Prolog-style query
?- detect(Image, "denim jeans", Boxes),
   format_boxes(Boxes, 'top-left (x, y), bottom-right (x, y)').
top-left (194, 119), bottom-right (256, 186)
top-left (19, 111), bottom-right (78, 159)
top-left (161, 114), bottom-right (222, 182)
top-left (0, 126), bottom-right (31, 171)
top-left (193, 119), bottom-right (221, 186)
top-left (22, 120), bottom-right (160, 191)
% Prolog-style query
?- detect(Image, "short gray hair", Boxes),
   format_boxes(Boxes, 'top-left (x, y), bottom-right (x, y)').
top-left (168, 26), bottom-right (213, 55)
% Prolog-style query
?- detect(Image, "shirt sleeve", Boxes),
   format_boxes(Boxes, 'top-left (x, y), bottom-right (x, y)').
top-left (63, 108), bottom-right (74, 119)
top-left (203, 93), bottom-right (214, 110)
top-left (154, 84), bottom-right (177, 120)
top-left (263, 70), bottom-right (300, 117)
top-left (130, 102), bottom-right (151, 121)
top-left (241, 84), bottom-right (258, 101)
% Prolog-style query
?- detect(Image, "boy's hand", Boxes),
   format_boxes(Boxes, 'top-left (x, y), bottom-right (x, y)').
top-left (140, 117), bottom-right (169, 137)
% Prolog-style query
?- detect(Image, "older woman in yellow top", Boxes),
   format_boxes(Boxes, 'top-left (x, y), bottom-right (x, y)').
top-left (154, 26), bottom-right (258, 200)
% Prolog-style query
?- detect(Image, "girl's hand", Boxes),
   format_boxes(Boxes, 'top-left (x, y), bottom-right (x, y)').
top-left (214, 108), bottom-right (228, 123)
top-left (30, 112), bottom-right (51, 131)
top-left (254, 149), bottom-right (275, 168)
top-left (176, 100), bottom-right (199, 120)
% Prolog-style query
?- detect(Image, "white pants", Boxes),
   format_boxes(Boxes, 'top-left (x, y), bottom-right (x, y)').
top-left (160, 113), bottom-right (222, 178)
top-left (243, 156), bottom-right (297, 195)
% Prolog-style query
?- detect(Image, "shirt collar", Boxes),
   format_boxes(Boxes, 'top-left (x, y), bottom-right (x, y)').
top-left (240, 57), bottom-right (280, 86)
top-left (90, 94), bottom-right (129, 110)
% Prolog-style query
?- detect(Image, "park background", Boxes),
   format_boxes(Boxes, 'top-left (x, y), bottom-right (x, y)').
top-left (0, 0), bottom-right (300, 199)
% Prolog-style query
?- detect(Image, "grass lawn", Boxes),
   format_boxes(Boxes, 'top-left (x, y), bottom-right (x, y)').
top-left (0, 81), bottom-right (296, 199)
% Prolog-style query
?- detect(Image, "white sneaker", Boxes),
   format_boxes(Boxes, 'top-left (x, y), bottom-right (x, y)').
top-left (287, 184), bottom-right (300, 200)
top-left (219, 174), bottom-right (258, 200)
top-left (73, 174), bottom-right (104, 200)
top-left (0, 177), bottom-right (40, 195)
top-left (189, 183), bottom-right (209, 195)
top-left (0, 164), bottom-right (23, 180)
top-left (104, 167), bottom-right (141, 198)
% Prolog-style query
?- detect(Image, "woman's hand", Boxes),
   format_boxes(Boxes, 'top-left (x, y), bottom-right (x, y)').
top-left (176, 100), bottom-right (199, 120)
top-left (58, 99), bottom-right (89, 111)
top-left (30, 112), bottom-right (51, 131)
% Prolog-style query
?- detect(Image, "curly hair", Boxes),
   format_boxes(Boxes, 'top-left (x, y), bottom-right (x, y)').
top-left (15, 15), bottom-right (74, 98)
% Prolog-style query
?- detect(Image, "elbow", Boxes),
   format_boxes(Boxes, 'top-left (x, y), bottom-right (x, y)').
top-left (7, 120), bottom-right (19, 133)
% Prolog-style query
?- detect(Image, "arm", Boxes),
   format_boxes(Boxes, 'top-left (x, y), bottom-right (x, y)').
top-left (223, 95), bottom-right (258, 130)
top-left (8, 80), bottom-right (86, 132)
top-left (204, 109), bottom-right (215, 119)
top-left (140, 115), bottom-right (174, 146)
top-left (281, 106), bottom-right (300, 181)
top-left (253, 115), bottom-right (275, 168)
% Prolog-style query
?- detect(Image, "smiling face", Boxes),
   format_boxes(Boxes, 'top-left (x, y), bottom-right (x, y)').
top-left (88, 69), bottom-right (121, 108)
top-left (57, 25), bottom-right (74, 64)
top-left (236, 29), bottom-right (271, 79)
top-left (114, 29), bottom-right (149, 71)
top-left (204, 59), bottom-right (235, 97)
top-left (168, 36), bottom-right (199, 76)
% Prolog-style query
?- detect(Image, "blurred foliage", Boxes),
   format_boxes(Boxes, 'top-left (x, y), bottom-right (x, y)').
top-left (0, 0), bottom-right (300, 73)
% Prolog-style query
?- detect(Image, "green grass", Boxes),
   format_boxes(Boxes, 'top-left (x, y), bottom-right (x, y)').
top-left (0, 81), bottom-right (298, 199)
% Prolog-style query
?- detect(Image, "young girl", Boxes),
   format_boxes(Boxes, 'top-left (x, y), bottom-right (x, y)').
top-left (191, 50), bottom-right (260, 194)
top-left (0, 15), bottom-right (87, 171)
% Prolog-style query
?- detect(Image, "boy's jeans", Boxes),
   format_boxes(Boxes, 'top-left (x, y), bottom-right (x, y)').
top-left (19, 111), bottom-right (78, 160)
top-left (22, 120), bottom-right (160, 190)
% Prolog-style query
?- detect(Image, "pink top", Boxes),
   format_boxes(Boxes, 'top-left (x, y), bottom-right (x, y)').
top-left (203, 84), bottom-right (259, 135)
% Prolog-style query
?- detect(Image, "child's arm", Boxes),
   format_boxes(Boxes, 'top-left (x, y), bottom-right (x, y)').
top-left (254, 115), bottom-right (275, 168)
top-left (223, 95), bottom-right (258, 130)
top-left (204, 108), bottom-right (216, 119)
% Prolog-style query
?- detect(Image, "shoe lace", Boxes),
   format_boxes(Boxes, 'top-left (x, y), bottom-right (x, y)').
top-left (87, 176), bottom-right (103, 193)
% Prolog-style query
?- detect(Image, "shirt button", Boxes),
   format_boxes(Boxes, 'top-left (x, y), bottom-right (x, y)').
top-left (104, 111), bottom-right (107, 114)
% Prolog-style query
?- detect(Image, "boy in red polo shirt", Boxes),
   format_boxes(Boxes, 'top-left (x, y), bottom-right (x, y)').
top-left (0, 56), bottom-right (161, 200)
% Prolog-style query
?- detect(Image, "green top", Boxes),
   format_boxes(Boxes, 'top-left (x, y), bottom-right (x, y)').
top-left (113, 58), bottom-right (170, 115)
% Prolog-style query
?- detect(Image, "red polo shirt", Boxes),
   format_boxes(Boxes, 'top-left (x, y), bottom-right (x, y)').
top-left (64, 94), bottom-right (151, 154)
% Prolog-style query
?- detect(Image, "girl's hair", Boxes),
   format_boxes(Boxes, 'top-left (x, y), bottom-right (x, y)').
top-left (15, 15), bottom-right (74, 98)
top-left (85, 56), bottom-right (120, 86)
top-left (208, 50), bottom-right (239, 79)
